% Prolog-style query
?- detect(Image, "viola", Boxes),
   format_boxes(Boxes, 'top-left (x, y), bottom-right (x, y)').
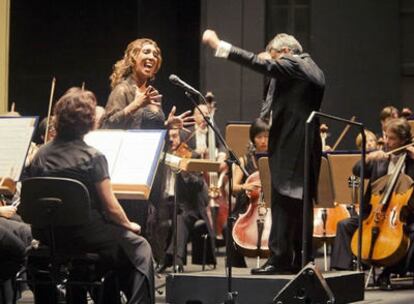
top-left (232, 172), bottom-right (271, 258)
top-left (351, 153), bottom-right (412, 266)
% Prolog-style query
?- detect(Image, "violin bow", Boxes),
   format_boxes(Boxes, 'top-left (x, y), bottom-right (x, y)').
top-left (332, 116), bottom-right (356, 151)
top-left (385, 140), bottom-right (414, 156)
top-left (44, 77), bottom-right (56, 144)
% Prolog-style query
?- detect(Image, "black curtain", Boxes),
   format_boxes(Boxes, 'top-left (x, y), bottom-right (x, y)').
top-left (9, 0), bottom-right (200, 119)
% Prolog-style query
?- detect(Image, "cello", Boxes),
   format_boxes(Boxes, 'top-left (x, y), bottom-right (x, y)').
top-left (351, 153), bottom-right (412, 266)
top-left (232, 171), bottom-right (271, 258)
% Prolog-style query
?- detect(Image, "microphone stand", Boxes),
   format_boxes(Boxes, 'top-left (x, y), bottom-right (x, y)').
top-left (184, 91), bottom-right (248, 304)
top-left (304, 111), bottom-right (366, 270)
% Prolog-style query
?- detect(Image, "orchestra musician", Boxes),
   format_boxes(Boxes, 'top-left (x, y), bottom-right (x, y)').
top-left (27, 88), bottom-right (155, 304)
top-left (400, 107), bottom-right (414, 120)
top-left (230, 118), bottom-right (269, 267)
top-left (190, 103), bottom-right (226, 164)
top-left (203, 29), bottom-right (325, 274)
top-left (233, 118), bottom-right (269, 214)
top-left (330, 118), bottom-right (414, 289)
top-left (186, 103), bottom-right (228, 243)
top-left (377, 106), bottom-right (400, 148)
top-left (355, 129), bottom-right (378, 152)
top-left (157, 128), bottom-right (215, 273)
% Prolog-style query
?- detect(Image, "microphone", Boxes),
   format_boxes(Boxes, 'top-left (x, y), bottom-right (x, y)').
top-left (169, 74), bottom-right (201, 96)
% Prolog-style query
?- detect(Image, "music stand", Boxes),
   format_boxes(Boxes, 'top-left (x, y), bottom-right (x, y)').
top-left (225, 123), bottom-right (251, 159)
top-left (327, 154), bottom-right (367, 205)
top-left (164, 153), bottom-right (220, 273)
top-left (313, 157), bottom-right (337, 271)
top-left (316, 157), bottom-right (335, 208)
top-left (257, 157), bottom-right (271, 209)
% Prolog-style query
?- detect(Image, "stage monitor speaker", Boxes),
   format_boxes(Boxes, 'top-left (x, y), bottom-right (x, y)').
top-left (273, 262), bottom-right (335, 304)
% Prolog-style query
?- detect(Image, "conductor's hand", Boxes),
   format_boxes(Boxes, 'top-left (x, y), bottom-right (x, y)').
top-left (257, 51), bottom-right (272, 60)
top-left (128, 222), bottom-right (142, 234)
top-left (202, 29), bottom-right (220, 50)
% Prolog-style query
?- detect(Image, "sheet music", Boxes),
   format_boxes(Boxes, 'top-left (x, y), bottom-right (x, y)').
top-left (84, 130), bottom-right (124, 175)
top-left (111, 131), bottom-right (164, 184)
top-left (84, 129), bottom-right (165, 187)
top-left (0, 117), bottom-right (37, 181)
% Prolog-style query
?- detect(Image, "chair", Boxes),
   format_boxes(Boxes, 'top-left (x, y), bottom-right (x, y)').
top-left (18, 177), bottom-right (118, 304)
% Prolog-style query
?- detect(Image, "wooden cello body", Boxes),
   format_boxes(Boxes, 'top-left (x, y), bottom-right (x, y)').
top-left (351, 154), bottom-right (412, 266)
top-left (313, 203), bottom-right (350, 238)
top-left (232, 172), bottom-right (271, 258)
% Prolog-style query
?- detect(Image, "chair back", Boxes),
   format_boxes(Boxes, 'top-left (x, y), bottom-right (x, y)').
top-left (20, 177), bottom-right (91, 228)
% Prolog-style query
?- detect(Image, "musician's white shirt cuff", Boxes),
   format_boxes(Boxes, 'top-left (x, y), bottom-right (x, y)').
top-left (215, 41), bottom-right (232, 58)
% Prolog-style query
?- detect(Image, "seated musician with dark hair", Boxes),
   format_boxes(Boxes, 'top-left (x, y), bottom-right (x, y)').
top-left (27, 87), bottom-right (154, 304)
top-left (229, 118), bottom-right (269, 267)
top-left (331, 118), bottom-right (414, 289)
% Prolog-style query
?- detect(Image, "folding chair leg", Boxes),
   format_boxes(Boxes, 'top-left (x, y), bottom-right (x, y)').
top-left (365, 266), bottom-right (376, 288)
top-left (202, 234), bottom-right (208, 271)
top-left (323, 241), bottom-right (328, 272)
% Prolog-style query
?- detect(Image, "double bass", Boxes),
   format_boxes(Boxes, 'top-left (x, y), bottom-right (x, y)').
top-left (351, 153), bottom-right (412, 266)
top-left (232, 171), bottom-right (271, 258)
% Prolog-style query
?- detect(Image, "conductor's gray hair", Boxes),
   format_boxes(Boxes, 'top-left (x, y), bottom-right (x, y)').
top-left (266, 33), bottom-right (303, 55)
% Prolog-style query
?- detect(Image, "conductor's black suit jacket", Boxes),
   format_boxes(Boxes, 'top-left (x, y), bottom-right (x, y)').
top-left (228, 48), bottom-right (325, 200)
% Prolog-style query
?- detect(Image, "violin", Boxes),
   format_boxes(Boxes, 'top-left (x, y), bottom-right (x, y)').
top-left (351, 153), bottom-right (412, 266)
top-left (232, 172), bottom-right (271, 258)
top-left (173, 142), bottom-right (192, 159)
top-left (0, 176), bottom-right (16, 198)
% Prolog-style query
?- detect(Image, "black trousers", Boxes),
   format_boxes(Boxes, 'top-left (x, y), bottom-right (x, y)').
top-left (268, 191), bottom-right (312, 269)
top-left (331, 216), bottom-right (414, 273)
top-left (330, 216), bottom-right (358, 270)
top-left (32, 211), bottom-right (154, 304)
top-left (0, 225), bottom-right (26, 281)
top-left (166, 210), bottom-right (203, 265)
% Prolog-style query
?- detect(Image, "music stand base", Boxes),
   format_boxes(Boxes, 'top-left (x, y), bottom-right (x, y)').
top-left (223, 291), bottom-right (238, 304)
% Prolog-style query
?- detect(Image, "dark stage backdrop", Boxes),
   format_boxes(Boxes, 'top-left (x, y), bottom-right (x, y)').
top-left (10, 1), bottom-right (409, 150)
top-left (9, 0), bottom-right (200, 120)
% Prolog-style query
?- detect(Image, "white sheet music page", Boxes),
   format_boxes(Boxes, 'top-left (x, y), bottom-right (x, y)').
top-left (0, 117), bottom-right (37, 181)
top-left (84, 129), bottom-right (165, 187)
top-left (111, 130), bottom-right (164, 185)
top-left (84, 130), bottom-right (124, 176)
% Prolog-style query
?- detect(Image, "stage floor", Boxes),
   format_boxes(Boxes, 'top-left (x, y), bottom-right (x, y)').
top-left (16, 253), bottom-right (414, 303)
